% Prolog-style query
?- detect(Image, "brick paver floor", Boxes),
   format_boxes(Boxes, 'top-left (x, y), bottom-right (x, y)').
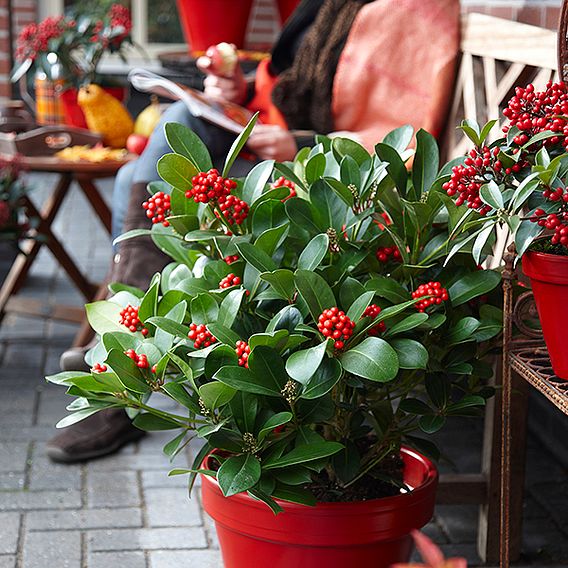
top-left (0, 174), bottom-right (566, 567)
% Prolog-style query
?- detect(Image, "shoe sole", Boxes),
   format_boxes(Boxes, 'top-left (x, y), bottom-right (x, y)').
top-left (46, 428), bottom-right (146, 464)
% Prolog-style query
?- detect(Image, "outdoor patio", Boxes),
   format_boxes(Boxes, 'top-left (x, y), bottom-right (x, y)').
top-left (0, 174), bottom-right (567, 568)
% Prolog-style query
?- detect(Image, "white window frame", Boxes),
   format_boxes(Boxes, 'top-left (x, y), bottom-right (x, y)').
top-left (39, 0), bottom-right (187, 62)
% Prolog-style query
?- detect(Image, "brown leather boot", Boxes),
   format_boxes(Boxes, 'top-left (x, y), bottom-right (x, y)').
top-left (48, 181), bottom-right (170, 463)
top-left (46, 409), bottom-right (145, 463)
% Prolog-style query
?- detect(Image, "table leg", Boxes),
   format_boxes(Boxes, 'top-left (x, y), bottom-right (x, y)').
top-left (76, 175), bottom-right (112, 234)
top-left (0, 175), bottom-right (72, 321)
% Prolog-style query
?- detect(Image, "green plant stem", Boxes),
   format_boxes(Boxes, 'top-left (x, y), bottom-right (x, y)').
top-left (133, 401), bottom-right (206, 427)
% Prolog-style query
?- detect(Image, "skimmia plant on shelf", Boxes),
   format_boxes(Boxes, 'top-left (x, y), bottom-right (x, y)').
top-left (47, 114), bottom-right (503, 565)
top-left (440, 81), bottom-right (568, 379)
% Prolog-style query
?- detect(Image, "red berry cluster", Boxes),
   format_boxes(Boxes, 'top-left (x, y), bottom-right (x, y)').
top-left (15, 16), bottom-right (70, 61)
top-left (317, 307), bottom-right (356, 350)
top-left (531, 209), bottom-right (568, 247)
top-left (219, 273), bottom-right (241, 288)
top-left (272, 176), bottom-right (296, 201)
top-left (503, 82), bottom-right (568, 149)
top-left (235, 340), bottom-right (250, 368)
top-left (412, 281), bottom-right (449, 313)
top-left (142, 192), bottom-right (171, 227)
top-left (443, 146), bottom-right (503, 215)
top-left (125, 349), bottom-right (150, 369)
top-left (217, 194), bottom-right (249, 225)
top-left (188, 323), bottom-right (217, 349)
top-left (186, 169), bottom-right (236, 203)
top-left (223, 254), bottom-right (239, 264)
top-left (119, 305), bottom-right (149, 336)
top-left (363, 304), bottom-right (386, 335)
top-left (376, 246), bottom-right (402, 263)
top-left (91, 363), bottom-right (107, 373)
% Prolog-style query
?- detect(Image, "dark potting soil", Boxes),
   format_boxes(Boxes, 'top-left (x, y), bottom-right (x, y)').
top-left (530, 239), bottom-right (568, 256)
top-left (307, 452), bottom-right (405, 503)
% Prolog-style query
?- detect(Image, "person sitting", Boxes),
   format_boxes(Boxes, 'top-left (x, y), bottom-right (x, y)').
top-left (47, 0), bottom-right (460, 463)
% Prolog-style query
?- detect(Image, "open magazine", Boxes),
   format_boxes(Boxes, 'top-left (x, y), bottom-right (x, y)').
top-left (128, 68), bottom-right (255, 134)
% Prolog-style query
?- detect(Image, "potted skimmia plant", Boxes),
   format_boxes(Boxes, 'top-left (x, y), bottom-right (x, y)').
top-left (47, 117), bottom-right (502, 567)
top-left (441, 81), bottom-right (568, 380)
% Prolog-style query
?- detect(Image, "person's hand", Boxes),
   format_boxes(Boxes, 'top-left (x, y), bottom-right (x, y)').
top-left (196, 56), bottom-right (247, 105)
top-left (247, 125), bottom-right (298, 161)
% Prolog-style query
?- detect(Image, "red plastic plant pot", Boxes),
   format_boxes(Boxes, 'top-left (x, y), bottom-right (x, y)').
top-left (276, 0), bottom-right (300, 24)
top-left (201, 447), bottom-right (438, 568)
top-left (522, 250), bottom-right (568, 380)
top-left (176, 0), bottom-right (254, 54)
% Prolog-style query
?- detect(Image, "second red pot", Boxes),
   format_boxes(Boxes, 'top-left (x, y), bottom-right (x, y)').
top-left (201, 447), bottom-right (438, 568)
top-left (522, 250), bottom-right (568, 379)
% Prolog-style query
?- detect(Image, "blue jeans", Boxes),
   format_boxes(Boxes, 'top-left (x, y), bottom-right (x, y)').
top-left (111, 101), bottom-right (256, 244)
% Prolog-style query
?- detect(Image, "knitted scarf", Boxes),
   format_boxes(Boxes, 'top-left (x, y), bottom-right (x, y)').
top-left (271, 0), bottom-right (372, 133)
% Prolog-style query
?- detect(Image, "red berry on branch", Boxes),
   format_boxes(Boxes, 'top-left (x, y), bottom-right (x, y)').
top-left (235, 340), bottom-right (251, 368)
top-left (91, 363), bottom-right (107, 373)
top-left (411, 281), bottom-right (449, 312)
top-left (142, 191), bottom-right (171, 227)
top-left (376, 246), bottom-right (402, 264)
top-left (123, 349), bottom-right (149, 369)
top-left (119, 305), bottom-right (148, 335)
top-left (185, 169), bottom-right (237, 204)
top-left (188, 323), bottom-right (217, 349)
top-left (363, 304), bottom-right (386, 335)
top-left (217, 194), bottom-right (249, 225)
top-left (219, 273), bottom-right (242, 289)
top-left (223, 254), bottom-right (239, 264)
top-left (317, 307), bottom-right (355, 350)
top-left (272, 176), bottom-right (296, 201)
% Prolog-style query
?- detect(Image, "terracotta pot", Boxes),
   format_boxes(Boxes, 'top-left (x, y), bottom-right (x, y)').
top-left (201, 447), bottom-right (438, 568)
top-left (522, 250), bottom-right (568, 380)
top-left (60, 87), bottom-right (128, 129)
top-left (276, 0), bottom-right (300, 24)
top-left (176, 0), bottom-right (254, 54)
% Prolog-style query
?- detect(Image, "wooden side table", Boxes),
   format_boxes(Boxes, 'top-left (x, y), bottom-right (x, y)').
top-left (0, 156), bottom-right (130, 327)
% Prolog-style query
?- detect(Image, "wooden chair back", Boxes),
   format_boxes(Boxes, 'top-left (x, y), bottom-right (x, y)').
top-left (443, 13), bottom-right (558, 160)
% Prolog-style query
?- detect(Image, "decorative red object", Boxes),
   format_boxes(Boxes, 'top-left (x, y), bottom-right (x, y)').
top-left (522, 250), bottom-right (568, 380)
top-left (275, 0), bottom-right (300, 24)
top-left (201, 447), bottom-right (438, 568)
top-left (60, 86), bottom-right (127, 129)
top-left (126, 133), bottom-right (149, 156)
top-left (175, 0), bottom-right (254, 54)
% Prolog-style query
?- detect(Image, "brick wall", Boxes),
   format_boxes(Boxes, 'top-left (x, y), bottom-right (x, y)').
top-left (0, 0), bottom-right (564, 101)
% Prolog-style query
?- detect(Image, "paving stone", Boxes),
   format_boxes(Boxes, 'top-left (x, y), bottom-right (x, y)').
top-left (22, 531), bottom-right (81, 568)
top-left (0, 472), bottom-right (25, 490)
top-left (436, 505), bottom-right (478, 544)
top-left (90, 453), bottom-right (186, 472)
top-left (88, 551), bottom-right (146, 568)
top-left (150, 549), bottom-right (222, 568)
top-left (0, 513), bottom-right (19, 554)
top-left (27, 508), bottom-right (142, 531)
top-left (0, 490), bottom-right (81, 511)
top-left (0, 556), bottom-right (16, 568)
top-left (88, 527), bottom-right (207, 552)
top-left (0, 442), bottom-right (29, 473)
top-left (88, 471), bottom-right (140, 508)
top-left (28, 457), bottom-right (81, 491)
top-left (141, 470), bottom-right (187, 489)
top-left (145, 488), bottom-right (202, 527)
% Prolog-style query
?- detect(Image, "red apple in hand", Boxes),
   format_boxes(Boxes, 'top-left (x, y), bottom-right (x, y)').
top-left (126, 133), bottom-right (149, 155)
top-left (205, 42), bottom-right (238, 76)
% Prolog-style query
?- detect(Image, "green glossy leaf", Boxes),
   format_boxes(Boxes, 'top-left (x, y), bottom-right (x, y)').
top-left (258, 412), bottom-right (293, 440)
top-left (346, 290), bottom-right (375, 322)
top-left (294, 270), bottom-right (335, 322)
top-left (448, 270), bottom-right (501, 307)
top-left (106, 349), bottom-right (149, 393)
top-left (383, 125), bottom-right (414, 152)
top-left (301, 357), bottom-right (342, 399)
top-left (298, 234), bottom-right (329, 271)
top-left (383, 313), bottom-right (428, 337)
top-left (285, 340), bottom-right (328, 385)
top-left (218, 289), bottom-right (245, 328)
top-left (164, 122), bottom-right (213, 171)
top-left (375, 142), bottom-right (408, 196)
top-left (412, 129), bottom-right (439, 196)
top-left (235, 242), bottom-right (277, 273)
top-left (479, 181), bottom-right (503, 210)
top-left (242, 160), bottom-right (275, 204)
top-left (218, 454), bottom-right (261, 497)
top-left (85, 301), bottom-right (124, 335)
top-left (157, 153), bottom-right (198, 191)
top-left (190, 294), bottom-right (219, 325)
top-left (133, 413), bottom-right (180, 431)
top-left (389, 338), bottom-right (428, 369)
top-left (264, 442), bottom-right (343, 469)
top-left (340, 337), bottom-right (399, 382)
top-left (223, 112), bottom-right (259, 177)
top-left (260, 270), bottom-right (295, 301)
